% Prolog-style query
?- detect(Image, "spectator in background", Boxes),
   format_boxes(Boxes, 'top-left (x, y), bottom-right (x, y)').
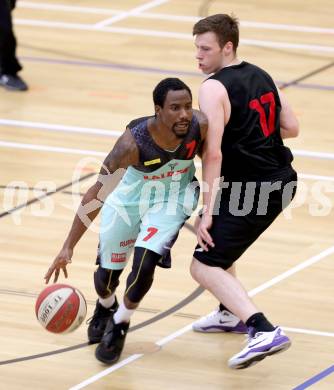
top-left (0, 0), bottom-right (28, 91)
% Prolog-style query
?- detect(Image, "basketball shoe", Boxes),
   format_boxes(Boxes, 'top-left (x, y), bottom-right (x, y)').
top-left (228, 326), bottom-right (291, 369)
top-left (95, 318), bottom-right (130, 364)
top-left (87, 297), bottom-right (119, 344)
top-left (192, 308), bottom-right (247, 333)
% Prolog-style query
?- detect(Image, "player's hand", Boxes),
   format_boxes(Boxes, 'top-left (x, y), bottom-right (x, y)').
top-left (44, 248), bottom-right (73, 284)
top-left (196, 214), bottom-right (214, 251)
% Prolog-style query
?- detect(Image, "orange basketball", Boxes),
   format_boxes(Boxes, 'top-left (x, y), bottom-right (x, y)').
top-left (35, 283), bottom-right (87, 333)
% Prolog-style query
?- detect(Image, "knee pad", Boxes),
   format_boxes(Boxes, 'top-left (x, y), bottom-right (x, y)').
top-left (125, 247), bottom-right (161, 303)
top-left (94, 266), bottom-right (122, 298)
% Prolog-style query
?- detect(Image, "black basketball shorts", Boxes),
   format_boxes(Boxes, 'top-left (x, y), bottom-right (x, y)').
top-left (193, 170), bottom-right (297, 270)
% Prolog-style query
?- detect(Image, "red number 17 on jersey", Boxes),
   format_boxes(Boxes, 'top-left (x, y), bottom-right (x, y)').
top-left (249, 91), bottom-right (276, 137)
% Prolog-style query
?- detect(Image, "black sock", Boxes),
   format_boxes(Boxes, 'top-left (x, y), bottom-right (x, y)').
top-left (219, 303), bottom-right (229, 312)
top-left (110, 297), bottom-right (118, 310)
top-left (245, 312), bottom-right (275, 333)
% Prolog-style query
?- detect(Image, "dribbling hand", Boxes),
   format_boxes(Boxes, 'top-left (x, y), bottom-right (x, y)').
top-left (44, 248), bottom-right (73, 284)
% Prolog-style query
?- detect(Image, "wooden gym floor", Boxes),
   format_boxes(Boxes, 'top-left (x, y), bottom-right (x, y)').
top-left (0, 0), bottom-right (333, 389)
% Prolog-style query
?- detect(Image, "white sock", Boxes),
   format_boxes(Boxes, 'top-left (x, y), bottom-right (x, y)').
top-left (114, 302), bottom-right (135, 324)
top-left (98, 294), bottom-right (115, 309)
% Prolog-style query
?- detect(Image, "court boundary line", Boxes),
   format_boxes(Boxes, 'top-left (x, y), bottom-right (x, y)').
top-left (282, 327), bottom-right (334, 338)
top-left (279, 61), bottom-right (334, 89)
top-left (13, 55), bottom-right (334, 91)
top-left (94, 0), bottom-right (169, 28)
top-left (1, 286), bottom-right (333, 339)
top-left (1, 141), bottom-right (334, 184)
top-left (0, 172), bottom-right (95, 219)
top-left (17, 2), bottom-right (334, 34)
top-left (13, 19), bottom-right (334, 53)
top-left (0, 284), bottom-right (204, 366)
top-left (1, 121), bottom-right (334, 161)
top-left (68, 244), bottom-right (334, 389)
top-left (292, 364), bottom-right (334, 389)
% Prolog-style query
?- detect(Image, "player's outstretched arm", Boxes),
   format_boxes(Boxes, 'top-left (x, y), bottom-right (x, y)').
top-left (44, 129), bottom-right (139, 283)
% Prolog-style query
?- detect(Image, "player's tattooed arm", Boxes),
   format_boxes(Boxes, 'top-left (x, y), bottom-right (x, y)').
top-left (81, 128), bottom-right (139, 217)
top-left (44, 129), bottom-right (140, 284)
top-left (102, 128), bottom-right (139, 174)
top-left (96, 128), bottom-right (139, 201)
top-left (193, 109), bottom-right (209, 158)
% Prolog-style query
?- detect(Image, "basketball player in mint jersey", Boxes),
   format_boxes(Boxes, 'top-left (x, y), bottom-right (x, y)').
top-left (44, 78), bottom-right (207, 365)
top-left (190, 15), bottom-right (299, 369)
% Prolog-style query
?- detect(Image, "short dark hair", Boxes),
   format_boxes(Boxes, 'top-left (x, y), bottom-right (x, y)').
top-left (193, 14), bottom-right (239, 51)
top-left (153, 78), bottom-right (192, 107)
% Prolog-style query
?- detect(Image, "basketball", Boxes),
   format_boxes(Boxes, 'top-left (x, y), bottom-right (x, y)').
top-left (35, 284), bottom-right (87, 334)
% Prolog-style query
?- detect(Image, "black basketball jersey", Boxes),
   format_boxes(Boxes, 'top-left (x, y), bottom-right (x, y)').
top-left (127, 115), bottom-right (202, 173)
top-left (209, 61), bottom-right (293, 181)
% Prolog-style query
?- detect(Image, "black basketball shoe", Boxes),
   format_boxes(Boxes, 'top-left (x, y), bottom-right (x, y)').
top-left (95, 318), bottom-right (130, 364)
top-left (87, 297), bottom-right (119, 344)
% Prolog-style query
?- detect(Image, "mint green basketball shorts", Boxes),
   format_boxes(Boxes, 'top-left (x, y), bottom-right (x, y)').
top-left (98, 187), bottom-right (199, 270)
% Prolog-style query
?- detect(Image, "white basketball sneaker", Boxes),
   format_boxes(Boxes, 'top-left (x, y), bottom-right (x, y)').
top-left (228, 326), bottom-right (291, 369)
top-left (192, 308), bottom-right (247, 333)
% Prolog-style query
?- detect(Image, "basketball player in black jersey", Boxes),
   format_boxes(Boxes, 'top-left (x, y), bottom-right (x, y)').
top-left (190, 14), bottom-right (299, 369)
top-left (45, 78), bottom-right (208, 365)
